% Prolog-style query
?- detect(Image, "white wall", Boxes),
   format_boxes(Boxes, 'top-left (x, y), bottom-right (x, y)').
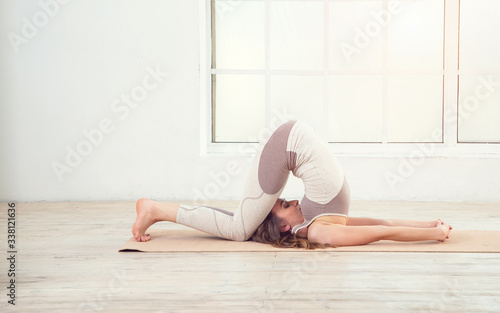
top-left (1, 0), bottom-right (499, 202)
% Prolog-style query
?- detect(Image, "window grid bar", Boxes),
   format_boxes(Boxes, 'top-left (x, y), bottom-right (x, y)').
top-left (323, 0), bottom-right (330, 141)
top-left (210, 0), bottom-right (216, 143)
top-left (442, 0), bottom-right (447, 145)
top-left (381, 0), bottom-right (388, 144)
top-left (455, 0), bottom-right (460, 146)
top-left (211, 69), bottom-right (447, 75)
top-left (443, 0), bottom-right (460, 147)
top-left (265, 0), bottom-right (271, 128)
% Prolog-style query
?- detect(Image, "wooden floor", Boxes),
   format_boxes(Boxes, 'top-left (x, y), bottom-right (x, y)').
top-left (1, 201), bottom-right (500, 312)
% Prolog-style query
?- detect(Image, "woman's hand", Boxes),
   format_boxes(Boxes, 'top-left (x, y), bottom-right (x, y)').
top-left (435, 219), bottom-right (453, 241)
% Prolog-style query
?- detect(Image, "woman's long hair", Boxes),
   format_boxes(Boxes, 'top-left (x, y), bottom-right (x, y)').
top-left (251, 212), bottom-right (327, 249)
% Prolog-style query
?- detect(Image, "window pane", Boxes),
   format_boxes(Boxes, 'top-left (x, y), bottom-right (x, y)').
top-left (329, 1), bottom-right (384, 70)
top-left (214, 74), bottom-right (265, 142)
top-left (387, 0), bottom-right (444, 71)
top-left (460, 0), bottom-right (500, 71)
top-left (270, 75), bottom-right (325, 136)
top-left (387, 75), bottom-right (443, 142)
top-left (458, 75), bottom-right (500, 143)
top-left (214, 0), bottom-right (265, 70)
top-left (328, 75), bottom-right (384, 142)
top-left (270, 1), bottom-right (323, 70)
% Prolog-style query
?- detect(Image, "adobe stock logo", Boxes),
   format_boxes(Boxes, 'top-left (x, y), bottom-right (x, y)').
top-left (214, 0), bottom-right (240, 21)
top-left (192, 108), bottom-right (295, 205)
top-left (7, 0), bottom-right (72, 54)
top-left (383, 75), bottom-right (500, 191)
top-left (340, 1), bottom-right (403, 63)
top-left (51, 65), bottom-right (168, 182)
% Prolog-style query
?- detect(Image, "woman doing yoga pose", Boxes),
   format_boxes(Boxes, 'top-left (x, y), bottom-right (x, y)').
top-left (132, 120), bottom-right (452, 249)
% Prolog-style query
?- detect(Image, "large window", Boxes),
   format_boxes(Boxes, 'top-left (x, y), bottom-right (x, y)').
top-left (201, 0), bottom-right (500, 156)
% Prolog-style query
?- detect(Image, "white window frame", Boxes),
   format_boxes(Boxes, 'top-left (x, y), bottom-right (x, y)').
top-left (199, 0), bottom-right (500, 158)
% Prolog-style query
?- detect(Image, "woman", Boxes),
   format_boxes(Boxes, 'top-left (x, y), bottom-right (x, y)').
top-left (132, 120), bottom-right (452, 249)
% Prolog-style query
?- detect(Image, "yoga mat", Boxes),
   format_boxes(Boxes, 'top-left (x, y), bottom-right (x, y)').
top-left (119, 229), bottom-right (500, 253)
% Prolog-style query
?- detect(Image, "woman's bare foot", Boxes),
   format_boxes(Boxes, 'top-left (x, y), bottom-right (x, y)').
top-left (132, 198), bottom-right (158, 242)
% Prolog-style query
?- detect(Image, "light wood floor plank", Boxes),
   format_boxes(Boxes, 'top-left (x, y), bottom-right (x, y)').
top-left (1, 201), bottom-right (499, 312)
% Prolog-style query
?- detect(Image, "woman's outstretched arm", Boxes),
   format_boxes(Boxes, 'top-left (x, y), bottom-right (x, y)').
top-left (308, 222), bottom-right (452, 247)
top-left (347, 216), bottom-right (442, 228)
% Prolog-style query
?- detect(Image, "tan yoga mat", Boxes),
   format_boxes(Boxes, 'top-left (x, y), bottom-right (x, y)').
top-left (119, 229), bottom-right (500, 253)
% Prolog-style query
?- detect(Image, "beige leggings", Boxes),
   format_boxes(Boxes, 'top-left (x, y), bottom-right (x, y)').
top-left (176, 120), bottom-right (349, 241)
